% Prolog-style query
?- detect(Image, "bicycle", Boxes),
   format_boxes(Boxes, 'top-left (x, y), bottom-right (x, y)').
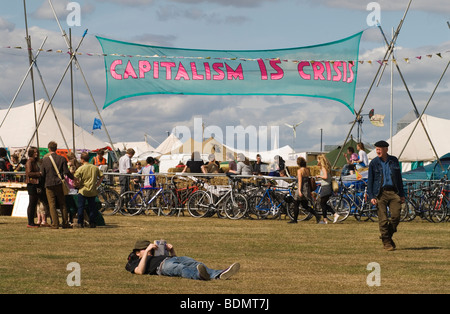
top-left (327, 178), bottom-right (353, 222)
top-left (352, 184), bottom-right (378, 222)
top-left (118, 179), bottom-right (178, 216)
top-left (97, 183), bottom-right (120, 216)
top-left (428, 178), bottom-right (450, 223)
top-left (246, 180), bottom-right (302, 220)
top-left (167, 175), bottom-right (201, 216)
top-left (187, 175), bottom-right (247, 219)
top-left (402, 181), bottom-right (435, 222)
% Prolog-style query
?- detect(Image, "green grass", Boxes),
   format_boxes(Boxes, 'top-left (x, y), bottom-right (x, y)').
top-left (0, 214), bottom-right (449, 294)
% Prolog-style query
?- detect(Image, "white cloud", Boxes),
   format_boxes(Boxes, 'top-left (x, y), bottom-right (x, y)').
top-left (312, 0), bottom-right (450, 14)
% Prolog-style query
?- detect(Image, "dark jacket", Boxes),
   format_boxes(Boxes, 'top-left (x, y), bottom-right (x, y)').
top-left (41, 152), bottom-right (74, 188)
top-left (367, 155), bottom-right (405, 200)
top-left (25, 157), bottom-right (41, 185)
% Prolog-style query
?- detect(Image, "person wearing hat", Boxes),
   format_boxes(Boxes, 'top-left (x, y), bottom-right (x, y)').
top-left (367, 140), bottom-right (405, 251)
top-left (125, 239), bottom-right (240, 280)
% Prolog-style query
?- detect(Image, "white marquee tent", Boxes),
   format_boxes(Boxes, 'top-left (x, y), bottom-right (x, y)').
top-left (0, 99), bottom-right (107, 151)
top-left (368, 114), bottom-right (450, 163)
top-left (114, 140), bottom-right (156, 156)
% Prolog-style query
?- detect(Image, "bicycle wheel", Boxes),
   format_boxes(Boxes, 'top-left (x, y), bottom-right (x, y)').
top-left (329, 196), bottom-right (351, 222)
top-left (355, 202), bottom-right (378, 222)
top-left (401, 197), bottom-right (416, 221)
top-left (286, 200), bottom-right (312, 222)
top-left (224, 193), bottom-right (248, 220)
top-left (153, 190), bottom-right (178, 216)
top-left (187, 190), bottom-right (212, 218)
top-left (247, 194), bottom-right (272, 219)
top-left (428, 196), bottom-right (447, 223)
top-left (98, 188), bottom-right (120, 216)
top-left (119, 191), bottom-right (145, 216)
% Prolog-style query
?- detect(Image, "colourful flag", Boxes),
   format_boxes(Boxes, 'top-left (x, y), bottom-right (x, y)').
top-left (93, 118), bottom-right (102, 130)
top-left (97, 31), bottom-right (363, 113)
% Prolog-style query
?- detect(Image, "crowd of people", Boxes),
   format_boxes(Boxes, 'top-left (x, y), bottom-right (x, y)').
top-left (24, 141), bottom-right (104, 229)
top-left (16, 138), bottom-right (403, 251)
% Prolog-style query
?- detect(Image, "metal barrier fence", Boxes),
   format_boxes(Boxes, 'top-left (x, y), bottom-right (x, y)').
top-left (2, 171), bottom-right (448, 222)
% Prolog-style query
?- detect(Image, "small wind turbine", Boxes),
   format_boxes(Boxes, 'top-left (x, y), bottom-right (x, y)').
top-left (284, 121), bottom-right (303, 147)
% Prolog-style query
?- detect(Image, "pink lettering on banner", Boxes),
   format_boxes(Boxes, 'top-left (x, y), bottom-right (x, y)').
top-left (226, 63), bottom-right (244, 80)
top-left (110, 59), bottom-right (123, 80)
top-left (342, 61), bottom-right (347, 83)
top-left (325, 61), bottom-right (332, 81)
top-left (153, 61), bottom-right (159, 79)
top-left (298, 61), bottom-right (311, 80)
top-left (175, 62), bottom-right (190, 80)
top-left (139, 60), bottom-right (151, 78)
top-left (213, 63), bottom-right (225, 80)
top-left (191, 62), bottom-right (204, 80)
top-left (161, 62), bottom-right (176, 80)
top-left (269, 60), bottom-right (284, 80)
top-left (257, 59), bottom-right (268, 80)
top-left (124, 60), bottom-right (138, 79)
top-left (204, 62), bottom-right (211, 80)
top-left (347, 62), bottom-right (354, 83)
top-left (312, 61), bottom-right (325, 80)
top-left (332, 61), bottom-right (342, 82)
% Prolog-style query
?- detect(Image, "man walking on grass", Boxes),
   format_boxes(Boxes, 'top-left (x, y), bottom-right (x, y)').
top-left (367, 140), bottom-right (405, 251)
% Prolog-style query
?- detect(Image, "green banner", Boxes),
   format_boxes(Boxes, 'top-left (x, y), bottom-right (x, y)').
top-left (97, 31), bottom-right (363, 113)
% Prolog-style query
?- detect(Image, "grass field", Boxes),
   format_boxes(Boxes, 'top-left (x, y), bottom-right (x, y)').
top-left (0, 214), bottom-right (448, 294)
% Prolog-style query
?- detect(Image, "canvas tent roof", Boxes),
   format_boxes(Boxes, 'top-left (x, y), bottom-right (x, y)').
top-left (155, 133), bottom-right (183, 155)
top-left (0, 99), bottom-right (107, 151)
top-left (325, 138), bottom-right (360, 168)
top-left (114, 140), bottom-right (156, 156)
top-left (367, 114), bottom-right (450, 162)
top-left (402, 153), bottom-right (450, 180)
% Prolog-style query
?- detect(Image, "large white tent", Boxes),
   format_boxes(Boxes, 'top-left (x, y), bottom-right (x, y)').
top-left (368, 114), bottom-right (450, 163)
top-left (0, 99), bottom-right (107, 151)
top-left (155, 133), bottom-right (183, 155)
top-left (114, 140), bottom-right (156, 156)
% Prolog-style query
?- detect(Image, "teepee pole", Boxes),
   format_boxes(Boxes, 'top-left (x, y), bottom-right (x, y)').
top-left (332, 0), bottom-right (413, 169)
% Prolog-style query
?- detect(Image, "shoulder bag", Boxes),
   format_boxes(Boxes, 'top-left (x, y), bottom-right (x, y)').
top-left (49, 155), bottom-right (70, 195)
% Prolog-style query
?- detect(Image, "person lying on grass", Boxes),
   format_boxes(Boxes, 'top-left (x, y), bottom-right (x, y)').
top-left (125, 239), bottom-right (240, 280)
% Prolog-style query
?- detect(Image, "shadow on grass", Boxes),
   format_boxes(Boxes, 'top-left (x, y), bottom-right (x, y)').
top-left (399, 246), bottom-right (444, 251)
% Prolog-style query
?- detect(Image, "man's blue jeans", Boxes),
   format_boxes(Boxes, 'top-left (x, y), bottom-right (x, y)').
top-left (77, 194), bottom-right (97, 225)
top-left (160, 256), bottom-right (223, 280)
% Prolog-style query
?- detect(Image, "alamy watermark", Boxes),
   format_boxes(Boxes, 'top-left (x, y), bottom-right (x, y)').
top-left (171, 117), bottom-right (280, 158)
top-left (366, 2), bottom-right (381, 27)
top-left (67, 262), bottom-right (81, 286)
top-left (366, 262), bottom-right (381, 287)
top-left (66, 2), bottom-right (81, 27)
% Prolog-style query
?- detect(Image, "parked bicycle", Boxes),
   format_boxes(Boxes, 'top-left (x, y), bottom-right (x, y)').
top-left (402, 181), bottom-right (435, 222)
top-left (187, 174), bottom-right (247, 219)
top-left (428, 178), bottom-right (450, 222)
top-left (247, 181), bottom-right (297, 220)
top-left (97, 183), bottom-right (120, 216)
top-left (118, 180), bottom-right (177, 216)
top-left (166, 175), bottom-right (202, 216)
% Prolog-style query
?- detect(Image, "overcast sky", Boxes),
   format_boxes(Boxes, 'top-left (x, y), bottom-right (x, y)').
top-left (0, 0), bottom-right (448, 154)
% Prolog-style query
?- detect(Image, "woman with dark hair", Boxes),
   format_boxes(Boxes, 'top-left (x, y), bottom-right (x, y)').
top-left (181, 151), bottom-right (206, 174)
top-left (288, 157), bottom-right (320, 224)
top-left (25, 147), bottom-right (48, 228)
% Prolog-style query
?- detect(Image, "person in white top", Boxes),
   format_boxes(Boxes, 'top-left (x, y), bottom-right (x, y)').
top-left (119, 148), bottom-right (135, 194)
top-left (356, 142), bottom-right (369, 168)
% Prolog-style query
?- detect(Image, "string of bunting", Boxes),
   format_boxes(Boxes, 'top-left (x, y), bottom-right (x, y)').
top-left (1, 44), bottom-right (449, 65)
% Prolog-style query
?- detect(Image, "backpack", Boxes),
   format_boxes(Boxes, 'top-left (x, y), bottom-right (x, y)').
top-left (146, 166), bottom-right (156, 187)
